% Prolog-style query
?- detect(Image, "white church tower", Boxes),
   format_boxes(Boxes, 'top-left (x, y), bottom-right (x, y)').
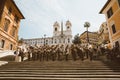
top-left (66, 20), bottom-right (72, 31)
top-left (53, 20), bottom-right (72, 45)
top-left (53, 21), bottom-right (60, 36)
top-left (65, 20), bottom-right (72, 45)
top-left (65, 20), bottom-right (72, 36)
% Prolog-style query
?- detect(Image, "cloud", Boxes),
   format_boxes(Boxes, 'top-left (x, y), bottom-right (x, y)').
top-left (15, 0), bottom-right (107, 38)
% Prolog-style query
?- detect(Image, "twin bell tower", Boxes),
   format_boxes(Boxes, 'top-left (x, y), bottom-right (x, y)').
top-left (53, 20), bottom-right (72, 37)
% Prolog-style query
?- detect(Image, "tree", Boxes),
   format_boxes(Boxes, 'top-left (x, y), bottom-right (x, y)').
top-left (72, 34), bottom-right (81, 44)
top-left (84, 22), bottom-right (90, 43)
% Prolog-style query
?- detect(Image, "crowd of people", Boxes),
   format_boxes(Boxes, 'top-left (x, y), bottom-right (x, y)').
top-left (105, 45), bottom-right (120, 61)
top-left (14, 44), bottom-right (120, 62)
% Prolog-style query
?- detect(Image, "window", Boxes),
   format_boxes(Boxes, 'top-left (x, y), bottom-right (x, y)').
top-left (10, 44), bottom-right (13, 50)
top-left (0, 40), bottom-right (5, 48)
top-left (12, 27), bottom-right (16, 37)
top-left (51, 38), bottom-right (53, 44)
top-left (4, 19), bottom-right (10, 32)
top-left (14, 15), bottom-right (19, 23)
top-left (107, 8), bottom-right (113, 18)
top-left (118, 0), bottom-right (120, 7)
top-left (46, 40), bottom-right (48, 45)
top-left (111, 24), bottom-right (116, 34)
top-left (115, 41), bottom-right (119, 47)
top-left (8, 7), bottom-right (12, 15)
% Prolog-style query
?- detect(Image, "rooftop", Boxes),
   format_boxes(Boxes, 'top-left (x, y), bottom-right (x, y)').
top-left (99, 0), bottom-right (111, 13)
top-left (12, 0), bottom-right (25, 19)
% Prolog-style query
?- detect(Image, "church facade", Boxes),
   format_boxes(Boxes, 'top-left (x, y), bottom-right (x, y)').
top-left (23, 20), bottom-right (72, 46)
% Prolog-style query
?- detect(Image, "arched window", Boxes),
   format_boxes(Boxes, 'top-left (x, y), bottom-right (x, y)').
top-left (46, 40), bottom-right (48, 45)
top-left (14, 15), bottom-right (19, 23)
top-left (4, 19), bottom-right (10, 32)
top-left (0, 40), bottom-right (5, 48)
top-left (12, 26), bottom-right (16, 37)
top-left (51, 38), bottom-right (53, 44)
top-left (10, 44), bottom-right (13, 50)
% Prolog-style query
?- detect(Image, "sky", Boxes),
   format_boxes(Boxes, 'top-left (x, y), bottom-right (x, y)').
top-left (14, 0), bottom-right (107, 39)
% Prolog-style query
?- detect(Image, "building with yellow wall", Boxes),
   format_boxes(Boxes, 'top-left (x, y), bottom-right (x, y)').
top-left (0, 0), bottom-right (24, 51)
top-left (100, 0), bottom-right (120, 48)
top-left (80, 31), bottom-right (99, 47)
top-left (98, 22), bottom-right (110, 45)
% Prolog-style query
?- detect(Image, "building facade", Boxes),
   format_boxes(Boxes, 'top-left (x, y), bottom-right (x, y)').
top-left (23, 20), bottom-right (72, 46)
top-left (0, 0), bottom-right (24, 51)
top-left (80, 31), bottom-right (99, 46)
top-left (100, 0), bottom-right (120, 48)
top-left (98, 22), bottom-right (110, 45)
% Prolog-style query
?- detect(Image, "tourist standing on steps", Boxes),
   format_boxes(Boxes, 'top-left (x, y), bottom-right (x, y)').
top-left (57, 47), bottom-right (61, 61)
top-left (89, 47), bottom-right (93, 61)
top-left (38, 48), bottom-right (42, 61)
top-left (14, 48), bottom-right (20, 62)
top-left (57, 45), bottom-right (63, 61)
top-left (32, 48), bottom-right (35, 61)
top-left (27, 48), bottom-right (31, 61)
top-left (71, 45), bottom-right (77, 61)
top-left (65, 45), bottom-right (69, 61)
top-left (79, 47), bottom-right (84, 61)
top-left (19, 49), bottom-right (24, 61)
top-left (85, 48), bottom-right (89, 59)
top-left (76, 45), bottom-right (83, 61)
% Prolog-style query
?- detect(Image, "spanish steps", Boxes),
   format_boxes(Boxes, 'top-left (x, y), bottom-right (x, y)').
top-left (0, 56), bottom-right (120, 80)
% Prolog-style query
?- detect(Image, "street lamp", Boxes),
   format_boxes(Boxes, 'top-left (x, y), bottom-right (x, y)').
top-left (44, 34), bottom-right (46, 46)
top-left (84, 22), bottom-right (90, 44)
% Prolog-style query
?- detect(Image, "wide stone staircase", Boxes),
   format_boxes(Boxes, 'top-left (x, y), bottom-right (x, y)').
top-left (0, 60), bottom-right (120, 80)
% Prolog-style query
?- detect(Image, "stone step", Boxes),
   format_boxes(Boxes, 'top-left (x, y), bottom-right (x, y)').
top-left (0, 69), bottom-right (119, 74)
top-left (2, 66), bottom-right (115, 69)
top-left (0, 68), bottom-right (120, 72)
top-left (0, 72), bottom-right (120, 75)
top-left (2, 67), bottom-right (120, 70)
top-left (0, 69), bottom-right (116, 71)
top-left (0, 60), bottom-right (120, 80)
top-left (2, 64), bottom-right (120, 67)
top-left (2, 63), bottom-right (119, 67)
top-left (0, 74), bottom-right (120, 78)
top-left (3, 61), bottom-right (107, 66)
top-left (0, 77), bottom-right (120, 80)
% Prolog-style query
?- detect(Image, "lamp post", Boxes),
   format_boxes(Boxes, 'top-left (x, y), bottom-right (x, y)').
top-left (84, 22), bottom-right (90, 45)
top-left (44, 34), bottom-right (46, 46)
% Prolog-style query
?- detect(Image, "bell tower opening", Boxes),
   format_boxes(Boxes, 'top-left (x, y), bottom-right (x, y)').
top-left (66, 20), bottom-right (72, 31)
top-left (55, 27), bottom-right (57, 31)
top-left (67, 26), bottom-right (70, 29)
